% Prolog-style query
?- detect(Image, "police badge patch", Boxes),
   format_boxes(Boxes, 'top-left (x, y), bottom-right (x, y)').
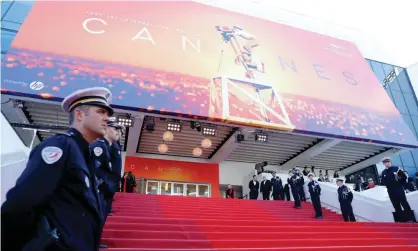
top-left (41, 146), bottom-right (63, 164)
top-left (94, 147), bottom-right (103, 156)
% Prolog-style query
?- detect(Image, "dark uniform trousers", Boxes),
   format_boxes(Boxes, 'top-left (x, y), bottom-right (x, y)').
top-left (290, 175), bottom-right (301, 208)
top-left (1, 129), bottom-right (103, 251)
top-left (308, 181), bottom-right (322, 217)
top-left (341, 203), bottom-right (356, 222)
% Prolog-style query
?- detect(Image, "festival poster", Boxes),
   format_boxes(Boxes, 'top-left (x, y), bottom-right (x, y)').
top-left (1, 1), bottom-right (417, 147)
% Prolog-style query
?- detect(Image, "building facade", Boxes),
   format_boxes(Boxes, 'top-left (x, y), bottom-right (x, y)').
top-left (2, 0), bottom-right (418, 176)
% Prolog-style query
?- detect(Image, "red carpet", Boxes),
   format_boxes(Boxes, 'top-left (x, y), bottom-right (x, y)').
top-left (102, 193), bottom-right (418, 250)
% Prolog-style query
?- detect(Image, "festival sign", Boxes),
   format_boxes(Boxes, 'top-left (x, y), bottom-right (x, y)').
top-left (2, 1), bottom-right (417, 147)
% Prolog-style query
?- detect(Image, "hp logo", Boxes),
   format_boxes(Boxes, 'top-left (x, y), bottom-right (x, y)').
top-left (29, 81), bottom-right (44, 91)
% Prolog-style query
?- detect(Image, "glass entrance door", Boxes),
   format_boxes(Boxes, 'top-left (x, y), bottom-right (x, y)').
top-left (146, 180), bottom-right (159, 195)
top-left (172, 183), bottom-right (185, 196)
top-left (145, 180), bottom-right (210, 197)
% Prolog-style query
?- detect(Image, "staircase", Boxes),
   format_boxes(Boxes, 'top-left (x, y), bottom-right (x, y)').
top-left (102, 193), bottom-right (418, 250)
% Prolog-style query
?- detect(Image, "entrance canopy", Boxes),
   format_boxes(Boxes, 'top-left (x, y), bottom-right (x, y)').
top-left (2, 96), bottom-right (399, 175)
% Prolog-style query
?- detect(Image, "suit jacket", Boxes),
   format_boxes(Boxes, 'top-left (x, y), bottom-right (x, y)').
top-left (249, 180), bottom-right (260, 192)
top-left (260, 180), bottom-right (271, 193)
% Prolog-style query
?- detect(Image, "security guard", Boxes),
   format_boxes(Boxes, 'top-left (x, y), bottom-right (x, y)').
top-left (108, 126), bottom-right (125, 210)
top-left (248, 175), bottom-right (260, 200)
top-left (1, 87), bottom-right (113, 251)
top-left (336, 179), bottom-right (356, 222)
top-left (270, 172), bottom-right (284, 200)
top-left (307, 173), bottom-right (323, 219)
top-left (91, 118), bottom-right (124, 218)
top-left (295, 169), bottom-right (306, 201)
top-left (380, 157), bottom-right (413, 222)
top-left (289, 169), bottom-right (302, 208)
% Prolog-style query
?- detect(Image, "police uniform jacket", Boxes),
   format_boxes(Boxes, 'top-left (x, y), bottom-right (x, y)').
top-left (1, 128), bottom-right (103, 251)
top-left (271, 177), bottom-right (283, 192)
top-left (381, 166), bottom-right (407, 194)
top-left (91, 138), bottom-right (119, 196)
top-left (109, 141), bottom-right (123, 183)
top-left (337, 185), bottom-right (353, 205)
top-left (308, 180), bottom-right (321, 195)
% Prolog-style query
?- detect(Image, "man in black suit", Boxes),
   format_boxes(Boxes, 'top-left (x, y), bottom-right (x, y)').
top-left (248, 175), bottom-right (260, 200)
top-left (260, 176), bottom-right (271, 200)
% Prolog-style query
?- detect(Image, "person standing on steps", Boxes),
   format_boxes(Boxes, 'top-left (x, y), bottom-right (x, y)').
top-left (91, 118), bottom-right (124, 249)
top-left (248, 175), bottom-right (260, 200)
top-left (307, 173), bottom-right (323, 219)
top-left (289, 170), bottom-right (302, 208)
top-left (1, 87), bottom-right (113, 251)
top-left (284, 183), bottom-right (291, 201)
top-left (108, 130), bottom-right (124, 214)
top-left (336, 179), bottom-right (356, 222)
top-left (380, 157), bottom-right (414, 222)
top-left (295, 169), bottom-right (306, 201)
top-left (260, 176), bottom-right (271, 200)
top-left (225, 184), bottom-right (235, 199)
top-left (270, 172), bottom-right (284, 200)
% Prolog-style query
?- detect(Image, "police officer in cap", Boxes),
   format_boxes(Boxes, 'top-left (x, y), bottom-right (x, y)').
top-left (1, 87), bottom-right (113, 251)
top-left (336, 178), bottom-right (356, 222)
top-left (289, 169), bottom-right (302, 208)
top-left (91, 117), bottom-right (124, 248)
top-left (108, 122), bottom-right (125, 211)
top-left (380, 157), bottom-right (413, 222)
top-left (307, 173), bottom-right (323, 219)
top-left (270, 171), bottom-right (284, 200)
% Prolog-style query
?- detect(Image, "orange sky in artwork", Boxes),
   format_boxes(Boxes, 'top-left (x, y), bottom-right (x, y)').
top-left (11, 1), bottom-right (398, 114)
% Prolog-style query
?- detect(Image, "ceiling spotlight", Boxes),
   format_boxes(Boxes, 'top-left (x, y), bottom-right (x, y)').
top-left (167, 122), bottom-right (181, 132)
top-left (236, 131), bottom-right (245, 143)
top-left (144, 118), bottom-right (155, 132)
top-left (190, 121), bottom-right (202, 132)
top-left (255, 133), bottom-right (268, 142)
top-left (202, 125), bottom-right (217, 136)
top-left (117, 116), bottom-right (134, 127)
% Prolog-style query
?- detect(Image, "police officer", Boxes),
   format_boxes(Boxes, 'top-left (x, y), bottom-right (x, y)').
top-left (248, 175), bottom-right (260, 200)
top-left (381, 157), bottom-right (413, 222)
top-left (336, 179), bottom-right (356, 222)
top-left (270, 172), bottom-right (284, 200)
top-left (91, 118), bottom-right (123, 249)
top-left (289, 169), bottom-right (302, 208)
top-left (307, 173), bottom-right (323, 219)
top-left (1, 87), bottom-right (113, 251)
top-left (108, 126), bottom-right (125, 210)
top-left (295, 169), bottom-right (306, 201)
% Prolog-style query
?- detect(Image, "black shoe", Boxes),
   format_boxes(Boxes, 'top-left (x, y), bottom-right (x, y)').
top-left (108, 213), bottom-right (114, 216)
top-left (315, 216), bottom-right (323, 219)
top-left (110, 209), bottom-right (115, 213)
top-left (100, 244), bottom-right (108, 248)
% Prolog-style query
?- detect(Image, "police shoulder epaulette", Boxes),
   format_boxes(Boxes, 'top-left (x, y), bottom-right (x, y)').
top-left (97, 139), bottom-right (105, 143)
top-left (56, 132), bottom-right (73, 137)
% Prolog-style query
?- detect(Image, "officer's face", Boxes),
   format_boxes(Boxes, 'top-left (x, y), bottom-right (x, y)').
top-left (82, 106), bottom-right (109, 136)
top-left (309, 176), bottom-right (313, 180)
top-left (383, 161), bottom-right (391, 168)
top-left (337, 181), bottom-right (343, 187)
top-left (107, 126), bottom-right (119, 141)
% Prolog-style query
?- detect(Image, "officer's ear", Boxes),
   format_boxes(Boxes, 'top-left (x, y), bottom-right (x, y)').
top-left (72, 105), bottom-right (90, 124)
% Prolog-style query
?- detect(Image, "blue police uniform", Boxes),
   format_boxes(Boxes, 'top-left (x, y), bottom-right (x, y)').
top-left (1, 87), bottom-right (113, 251)
top-left (289, 174), bottom-right (302, 208)
top-left (337, 184), bottom-right (356, 222)
top-left (270, 175), bottom-right (284, 200)
top-left (381, 165), bottom-right (412, 221)
top-left (109, 140), bottom-right (123, 193)
top-left (1, 129), bottom-right (104, 251)
top-left (295, 171), bottom-right (306, 201)
top-left (91, 137), bottom-right (117, 219)
top-left (308, 178), bottom-right (323, 218)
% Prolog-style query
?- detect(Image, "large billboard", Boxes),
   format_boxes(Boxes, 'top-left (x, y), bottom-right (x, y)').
top-left (1, 1), bottom-right (417, 147)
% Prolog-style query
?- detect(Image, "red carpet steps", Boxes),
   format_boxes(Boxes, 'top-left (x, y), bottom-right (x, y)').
top-left (102, 193), bottom-right (418, 250)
